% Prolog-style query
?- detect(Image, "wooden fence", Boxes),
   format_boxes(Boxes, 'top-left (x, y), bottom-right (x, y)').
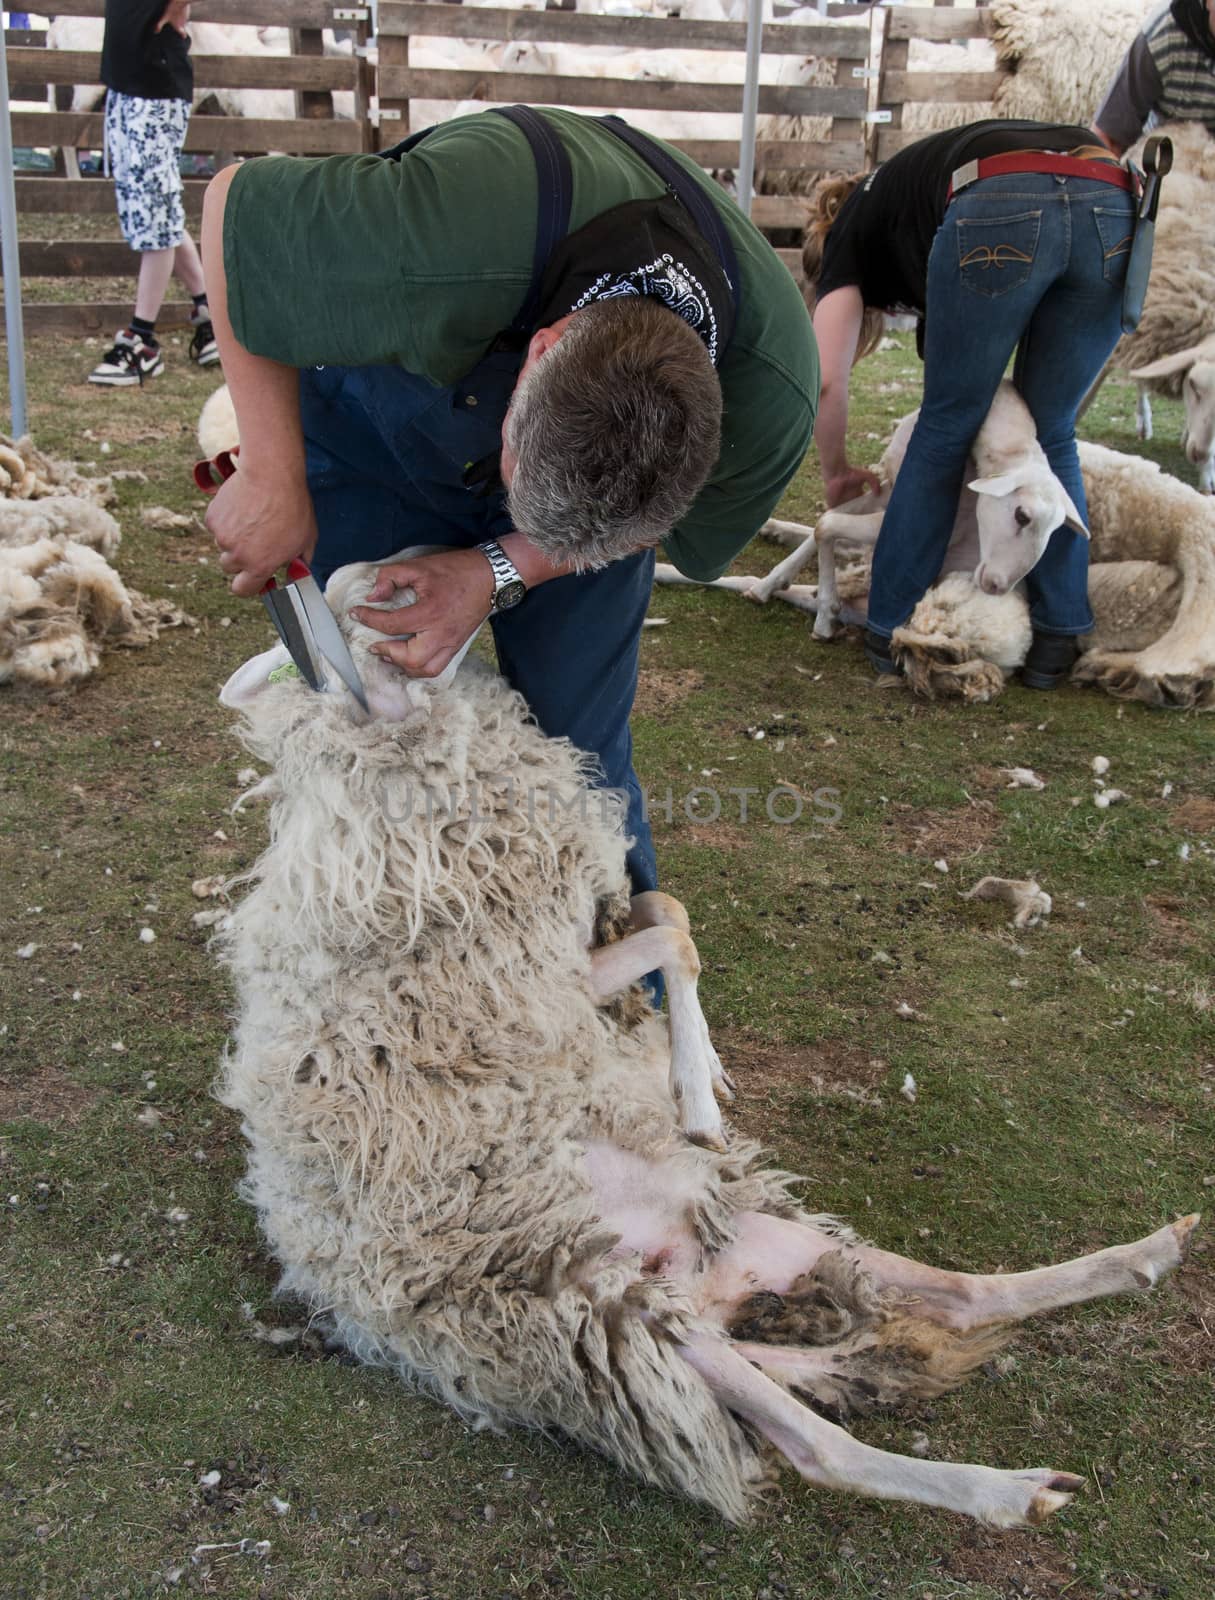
top-left (5, 2), bottom-right (1003, 333)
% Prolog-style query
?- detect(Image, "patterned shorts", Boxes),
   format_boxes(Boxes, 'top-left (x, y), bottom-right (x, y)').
top-left (105, 91), bottom-right (190, 252)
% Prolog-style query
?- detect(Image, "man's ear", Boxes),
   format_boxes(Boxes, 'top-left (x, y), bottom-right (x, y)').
top-left (219, 643), bottom-right (293, 708)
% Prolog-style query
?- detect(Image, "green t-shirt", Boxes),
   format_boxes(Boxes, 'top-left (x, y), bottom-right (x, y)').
top-left (223, 108), bottom-right (819, 582)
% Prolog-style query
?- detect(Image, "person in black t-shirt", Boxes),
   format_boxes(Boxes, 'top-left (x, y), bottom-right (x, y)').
top-left (87, 0), bottom-right (219, 387)
top-left (803, 119), bottom-right (1135, 689)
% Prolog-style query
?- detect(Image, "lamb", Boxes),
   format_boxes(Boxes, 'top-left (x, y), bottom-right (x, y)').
top-left (1109, 122), bottom-right (1215, 490)
top-left (748, 382), bottom-right (1087, 646)
top-left (215, 549), bottom-right (1197, 1527)
top-left (655, 388), bottom-right (1215, 706)
top-left (1130, 333), bottom-right (1215, 494)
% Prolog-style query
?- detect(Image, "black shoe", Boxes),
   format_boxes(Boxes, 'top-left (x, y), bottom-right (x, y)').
top-left (1021, 631), bottom-right (1079, 690)
top-left (189, 315), bottom-right (220, 367)
top-left (863, 628), bottom-right (900, 676)
top-left (87, 330), bottom-right (165, 386)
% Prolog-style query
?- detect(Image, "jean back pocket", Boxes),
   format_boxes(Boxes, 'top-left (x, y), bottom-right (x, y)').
top-left (1093, 205), bottom-right (1135, 283)
top-left (956, 210), bottom-right (1042, 298)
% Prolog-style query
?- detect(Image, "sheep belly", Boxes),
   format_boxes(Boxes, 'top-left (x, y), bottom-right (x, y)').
top-left (582, 1139), bottom-right (709, 1278)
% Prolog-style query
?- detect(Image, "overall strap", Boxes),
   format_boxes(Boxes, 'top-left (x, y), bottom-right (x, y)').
top-left (597, 114), bottom-right (741, 322)
top-left (492, 105), bottom-right (575, 338)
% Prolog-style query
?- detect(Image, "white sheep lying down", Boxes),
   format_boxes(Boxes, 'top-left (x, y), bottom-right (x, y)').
top-left (658, 382), bottom-right (1215, 707)
top-left (216, 551), bottom-right (1197, 1526)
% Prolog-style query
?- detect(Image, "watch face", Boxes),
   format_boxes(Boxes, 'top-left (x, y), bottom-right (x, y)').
top-left (493, 579), bottom-right (527, 612)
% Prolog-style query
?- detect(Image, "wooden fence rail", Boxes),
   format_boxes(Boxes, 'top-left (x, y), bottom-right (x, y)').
top-left (9, 2), bottom-right (1006, 333)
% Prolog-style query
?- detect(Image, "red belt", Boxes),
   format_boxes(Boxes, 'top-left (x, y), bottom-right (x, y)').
top-left (946, 151), bottom-right (1137, 202)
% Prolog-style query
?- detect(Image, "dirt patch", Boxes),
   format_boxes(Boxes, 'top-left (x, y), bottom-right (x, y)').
top-left (0, 1063), bottom-right (101, 1126)
top-left (885, 798), bottom-right (1001, 861)
top-left (1144, 893), bottom-right (1199, 951)
top-left (1157, 1258), bottom-right (1215, 1376)
top-left (1170, 795), bottom-right (1215, 835)
top-left (633, 667), bottom-right (704, 718)
top-left (718, 1032), bottom-right (887, 1142)
top-left (941, 1531), bottom-right (1098, 1599)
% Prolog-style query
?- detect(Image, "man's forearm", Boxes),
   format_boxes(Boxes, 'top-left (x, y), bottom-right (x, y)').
top-left (201, 165), bottom-right (306, 481)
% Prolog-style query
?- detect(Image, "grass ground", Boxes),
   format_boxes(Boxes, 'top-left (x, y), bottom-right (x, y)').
top-left (2, 311), bottom-right (1212, 1600)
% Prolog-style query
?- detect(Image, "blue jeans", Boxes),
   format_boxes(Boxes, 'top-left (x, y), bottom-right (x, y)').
top-left (300, 352), bottom-right (658, 896)
top-left (867, 173), bottom-right (1134, 639)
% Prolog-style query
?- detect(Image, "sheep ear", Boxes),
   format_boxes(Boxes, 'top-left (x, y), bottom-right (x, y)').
top-left (967, 472), bottom-right (1023, 497)
top-left (1060, 487), bottom-right (1090, 539)
top-left (1131, 348), bottom-right (1200, 381)
top-left (219, 643), bottom-right (294, 708)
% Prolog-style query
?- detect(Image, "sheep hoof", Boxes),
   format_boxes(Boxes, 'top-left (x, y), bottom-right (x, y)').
top-left (1174, 1212), bottom-right (1202, 1256)
top-left (1027, 1479), bottom-right (1085, 1525)
top-left (688, 1129), bottom-right (729, 1154)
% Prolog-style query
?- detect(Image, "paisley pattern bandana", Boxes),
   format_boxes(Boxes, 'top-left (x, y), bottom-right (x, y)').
top-left (535, 197), bottom-right (736, 367)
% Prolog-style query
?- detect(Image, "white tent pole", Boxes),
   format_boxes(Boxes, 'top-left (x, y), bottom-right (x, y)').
top-left (737, 0), bottom-right (763, 219)
top-left (0, 17), bottom-right (29, 440)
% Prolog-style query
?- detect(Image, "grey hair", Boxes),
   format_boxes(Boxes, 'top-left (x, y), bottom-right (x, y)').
top-left (504, 298), bottom-right (723, 570)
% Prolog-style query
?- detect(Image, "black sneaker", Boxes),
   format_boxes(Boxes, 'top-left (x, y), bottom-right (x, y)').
top-left (189, 315), bottom-right (220, 367)
top-left (1021, 631), bottom-right (1079, 690)
top-left (863, 628), bottom-right (901, 676)
top-left (87, 330), bottom-right (165, 387)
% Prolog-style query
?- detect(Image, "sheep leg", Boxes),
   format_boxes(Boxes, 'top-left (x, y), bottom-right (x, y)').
top-left (1136, 383), bottom-right (1153, 442)
top-left (677, 1334), bottom-right (1083, 1527)
top-left (761, 517), bottom-right (819, 551)
top-left (589, 910), bottom-right (731, 1151)
top-left (813, 505), bottom-right (886, 641)
top-left (1199, 452), bottom-right (1214, 496)
top-left (746, 532), bottom-right (817, 604)
top-left (699, 1211), bottom-right (1199, 1331)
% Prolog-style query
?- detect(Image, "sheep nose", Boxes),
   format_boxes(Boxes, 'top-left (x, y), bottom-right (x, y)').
top-left (978, 569), bottom-right (1004, 595)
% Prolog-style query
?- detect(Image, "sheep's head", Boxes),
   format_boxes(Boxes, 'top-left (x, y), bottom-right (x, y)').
top-left (967, 468), bottom-right (1088, 596)
top-left (220, 547), bottom-right (482, 722)
top-left (1181, 361), bottom-right (1215, 470)
top-left (1132, 343), bottom-right (1215, 473)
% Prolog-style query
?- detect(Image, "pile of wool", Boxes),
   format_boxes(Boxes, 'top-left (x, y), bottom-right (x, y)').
top-left (0, 435), bottom-right (193, 688)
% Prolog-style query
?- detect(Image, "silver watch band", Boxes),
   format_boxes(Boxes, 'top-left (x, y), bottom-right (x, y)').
top-left (477, 539), bottom-right (526, 608)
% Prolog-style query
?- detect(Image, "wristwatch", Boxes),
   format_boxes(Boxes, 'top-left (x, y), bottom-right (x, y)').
top-left (477, 539), bottom-right (528, 613)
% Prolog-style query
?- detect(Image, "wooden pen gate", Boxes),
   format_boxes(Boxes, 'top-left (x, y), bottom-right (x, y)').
top-left (4, 2), bottom-right (1002, 334)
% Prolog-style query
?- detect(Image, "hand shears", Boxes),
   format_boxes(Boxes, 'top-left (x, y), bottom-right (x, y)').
top-left (194, 447), bottom-right (369, 712)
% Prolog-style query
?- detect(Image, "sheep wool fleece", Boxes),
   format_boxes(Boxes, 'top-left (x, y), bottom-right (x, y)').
top-left (218, 658), bottom-right (821, 1520)
top-left (221, 109), bottom-right (819, 583)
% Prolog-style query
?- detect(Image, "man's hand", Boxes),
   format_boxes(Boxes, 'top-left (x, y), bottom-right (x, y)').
top-left (350, 549), bottom-right (496, 679)
top-left (156, 0), bottom-right (191, 37)
top-left (825, 465), bottom-right (883, 508)
top-left (205, 462), bottom-right (317, 598)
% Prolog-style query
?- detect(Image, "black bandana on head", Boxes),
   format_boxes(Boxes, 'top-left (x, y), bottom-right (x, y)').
top-left (533, 198), bottom-right (735, 367)
top-left (1171, 0), bottom-right (1215, 61)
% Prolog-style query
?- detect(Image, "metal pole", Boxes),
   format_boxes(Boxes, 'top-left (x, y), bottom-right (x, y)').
top-left (737, 0), bottom-right (764, 219)
top-left (0, 17), bottom-right (29, 440)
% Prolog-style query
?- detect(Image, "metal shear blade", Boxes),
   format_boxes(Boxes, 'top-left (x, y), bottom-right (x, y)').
top-left (260, 562), bottom-right (369, 713)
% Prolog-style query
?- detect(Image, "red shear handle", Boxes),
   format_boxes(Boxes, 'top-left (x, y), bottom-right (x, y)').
top-left (192, 447), bottom-right (239, 495)
top-left (260, 558), bottom-right (314, 596)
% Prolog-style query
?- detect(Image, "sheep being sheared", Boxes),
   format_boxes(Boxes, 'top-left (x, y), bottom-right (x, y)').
top-left (654, 386), bottom-right (1215, 706)
top-left (215, 550), bottom-right (1197, 1527)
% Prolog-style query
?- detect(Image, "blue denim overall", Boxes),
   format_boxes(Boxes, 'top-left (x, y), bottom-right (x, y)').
top-left (866, 170), bottom-right (1135, 641)
top-left (302, 352), bottom-right (658, 894)
top-left (301, 110), bottom-right (740, 899)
